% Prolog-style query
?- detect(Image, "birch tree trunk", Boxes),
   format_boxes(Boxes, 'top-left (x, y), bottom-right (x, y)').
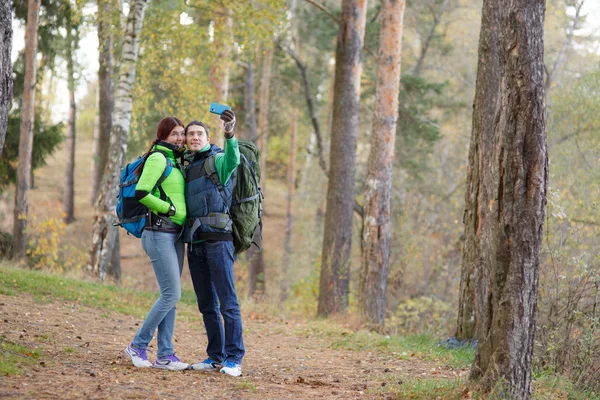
top-left (317, 0), bottom-right (367, 317)
top-left (91, 0), bottom-right (115, 203)
top-left (469, 1), bottom-right (548, 397)
top-left (12, 0), bottom-right (40, 260)
top-left (257, 45), bottom-right (273, 192)
top-left (455, 0), bottom-right (501, 342)
top-left (63, 9), bottom-right (78, 224)
top-left (88, 0), bottom-right (149, 280)
top-left (210, 5), bottom-right (232, 149)
top-left (358, 0), bottom-right (405, 328)
top-left (0, 0), bottom-right (12, 156)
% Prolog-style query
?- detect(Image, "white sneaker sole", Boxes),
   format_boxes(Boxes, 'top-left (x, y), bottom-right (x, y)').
top-left (123, 348), bottom-right (152, 368)
top-left (220, 367), bottom-right (242, 377)
top-left (153, 362), bottom-right (190, 371)
top-left (190, 363), bottom-right (220, 372)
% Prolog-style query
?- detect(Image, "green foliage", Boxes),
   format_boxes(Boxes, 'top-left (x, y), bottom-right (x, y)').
top-left (396, 74), bottom-right (446, 179)
top-left (130, 0), bottom-right (286, 153)
top-left (0, 111), bottom-right (63, 194)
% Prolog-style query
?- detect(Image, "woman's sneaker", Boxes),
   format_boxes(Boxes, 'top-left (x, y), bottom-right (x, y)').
top-left (220, 361), bottom-right (242, 377)
top-left (124, 344), bottom-right (153, 368)
top-left (154, 353), bottom-right (189, 371)
top-left (190, 358), bottom-right (221, 372)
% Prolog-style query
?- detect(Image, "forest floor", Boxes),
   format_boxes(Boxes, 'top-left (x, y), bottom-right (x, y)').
top-left (0, 135), bottom-right (473, 399)
top-left (0, 280), bottom-right (469, 400)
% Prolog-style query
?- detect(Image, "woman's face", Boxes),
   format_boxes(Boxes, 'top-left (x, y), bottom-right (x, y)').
top-left (186, 125), bottom-right (209, 152)
top-left (163, 126), bottom-right (185, 146)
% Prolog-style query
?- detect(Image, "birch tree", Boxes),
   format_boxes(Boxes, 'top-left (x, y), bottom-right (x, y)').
top-left (468, 0), bottom-right (548, 397)
top-left (358, 0), bottom-right (406, 328)
top-left (89, 0), bottom-right (149, 280)
top-left (317, 0), bottom-right (367, 317)
top-left (12, 0), bottom-right (40, 260)
top-left (0, 0), bottom-right (12, 156)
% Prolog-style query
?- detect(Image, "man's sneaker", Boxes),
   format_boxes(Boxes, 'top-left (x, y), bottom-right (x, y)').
top-left (124, 344), bottom-right (153, 368)
top-left (190, 358), bottom-right (221, 372)
top-left (220, 361), bottom-right (242, 377)
top-left (154, 353), bottom-right (189, 371)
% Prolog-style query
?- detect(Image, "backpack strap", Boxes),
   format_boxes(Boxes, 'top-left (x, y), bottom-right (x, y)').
top-left (149, 150), bottom-right (173, 201)
top-left (203, 155), bottom-right (231, 215)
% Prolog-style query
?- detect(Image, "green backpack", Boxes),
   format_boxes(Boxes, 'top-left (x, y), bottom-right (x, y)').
top-left (204, 139), bottom-right (263, 255)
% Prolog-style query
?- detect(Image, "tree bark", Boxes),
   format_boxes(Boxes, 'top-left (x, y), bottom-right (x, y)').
top-left (91, 0), bottom-right (115, 203)
top-left (358, 0), bottom-right (405, 328)
top-left (0, 0), bottom-right (12, 156)
top-left (317, 0), bottom-right (367, 317)
top-left (281, 89), bottom-right (298, 301)
top-left (88, 0), bottom-right (149, 280)
top-left (244, 61), bottom-right (264, 298)
top-left (13, 0), bottom-right (40, 260)
top-left (456, 0), bottom-right (501, 342)
top-left (257, 45), bottom-right (273, 193)
top-left (210, 5), bottom-right (232, 149)
top-left (63, 9), bottom-right (78, 224)
top-left (469, 1), bottom-right (548, 398)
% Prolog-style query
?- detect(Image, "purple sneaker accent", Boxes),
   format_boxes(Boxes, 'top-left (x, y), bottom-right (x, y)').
top-left (124, 344), bottom-right (152, 368)
top-left (154, 353), bottom-right (189, 370)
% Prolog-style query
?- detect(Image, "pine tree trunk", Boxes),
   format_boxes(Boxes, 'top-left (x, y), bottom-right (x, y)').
top-left (91, 0), bottom-right (115, 203)
top-left (358, 0), bottom-right (405, 328)
top-left (12, 0), bottom-right (40, 260)
top-left (63, 11), bottom-right (77, 224)
top-left (209, 5), bottom-right (232, 149)
top-left (469, 1), bottom-right (547, 398)
top-left (317, 0), bottom-right (368, 317)
top-left (244, 61), bottom-right (264, 298)
top-left (0, 0), bottom-right (12, 156)
top-left (281, 95), bottom-right (298, 301)
top-left (88, 0), bottom-right (149, 280)
top-left (455, 0), bottom-right (501, 342)
top-left (257, 45), bottom-right (273, 193)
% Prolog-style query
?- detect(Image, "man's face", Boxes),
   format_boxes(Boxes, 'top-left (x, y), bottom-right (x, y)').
top-left (186, 125), bottom-right (209, 152)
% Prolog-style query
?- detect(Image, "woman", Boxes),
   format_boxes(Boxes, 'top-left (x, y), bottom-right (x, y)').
top-left (124, 116), bottom-right (189, 370)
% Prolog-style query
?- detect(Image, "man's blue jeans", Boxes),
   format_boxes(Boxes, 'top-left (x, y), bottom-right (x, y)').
top-left (132, 230), bottom-right (184, 357)
top-left (188, 240), bottom-right (245, 364)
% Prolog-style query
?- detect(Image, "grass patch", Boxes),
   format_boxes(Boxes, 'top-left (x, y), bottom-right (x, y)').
top-left (0, 336), bottom-right (41, 376)
top-left (532, 371), bottom-right (600, 400)
top-left (367, 377), bottom-right (465, 399)
top-left (0, 264), bottom-right (200, 321)
top-left (325, 327), bottom-right (474, 369)
top-left (234, 380), bottom-right (257, 392)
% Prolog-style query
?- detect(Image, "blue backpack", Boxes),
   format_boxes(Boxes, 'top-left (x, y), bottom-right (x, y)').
top-left (115, 150), bottom-right (173, 238)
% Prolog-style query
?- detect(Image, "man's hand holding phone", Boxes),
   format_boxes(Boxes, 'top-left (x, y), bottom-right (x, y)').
top-left (221, 110), bottom-right (236, 138)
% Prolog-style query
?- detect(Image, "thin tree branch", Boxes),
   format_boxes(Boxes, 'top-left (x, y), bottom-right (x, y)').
top-left (278, 40), bottom-right (329, 177)
top-left (278, 40), bottom-right (364, 218)
top-left (545, 0), bottom-right (585, 91)
top-left (302, 0), bottom-right (339, 23)
top-left (413, 0), bottom-right (450, 77)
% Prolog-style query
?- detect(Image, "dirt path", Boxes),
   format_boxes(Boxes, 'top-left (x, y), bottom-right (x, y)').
top-left (0, 293), bottom-right (463, 399)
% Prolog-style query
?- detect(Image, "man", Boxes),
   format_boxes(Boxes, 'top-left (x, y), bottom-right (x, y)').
top-left (183, 110), bottom-right (245, 377)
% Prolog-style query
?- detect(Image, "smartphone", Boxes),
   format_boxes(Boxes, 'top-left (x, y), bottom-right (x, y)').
top-left (209, 102), bottom-right (232, 115)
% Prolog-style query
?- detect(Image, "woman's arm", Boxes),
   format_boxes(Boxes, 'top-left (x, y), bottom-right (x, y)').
top-left (135, 152), bottom-right (172, 214)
